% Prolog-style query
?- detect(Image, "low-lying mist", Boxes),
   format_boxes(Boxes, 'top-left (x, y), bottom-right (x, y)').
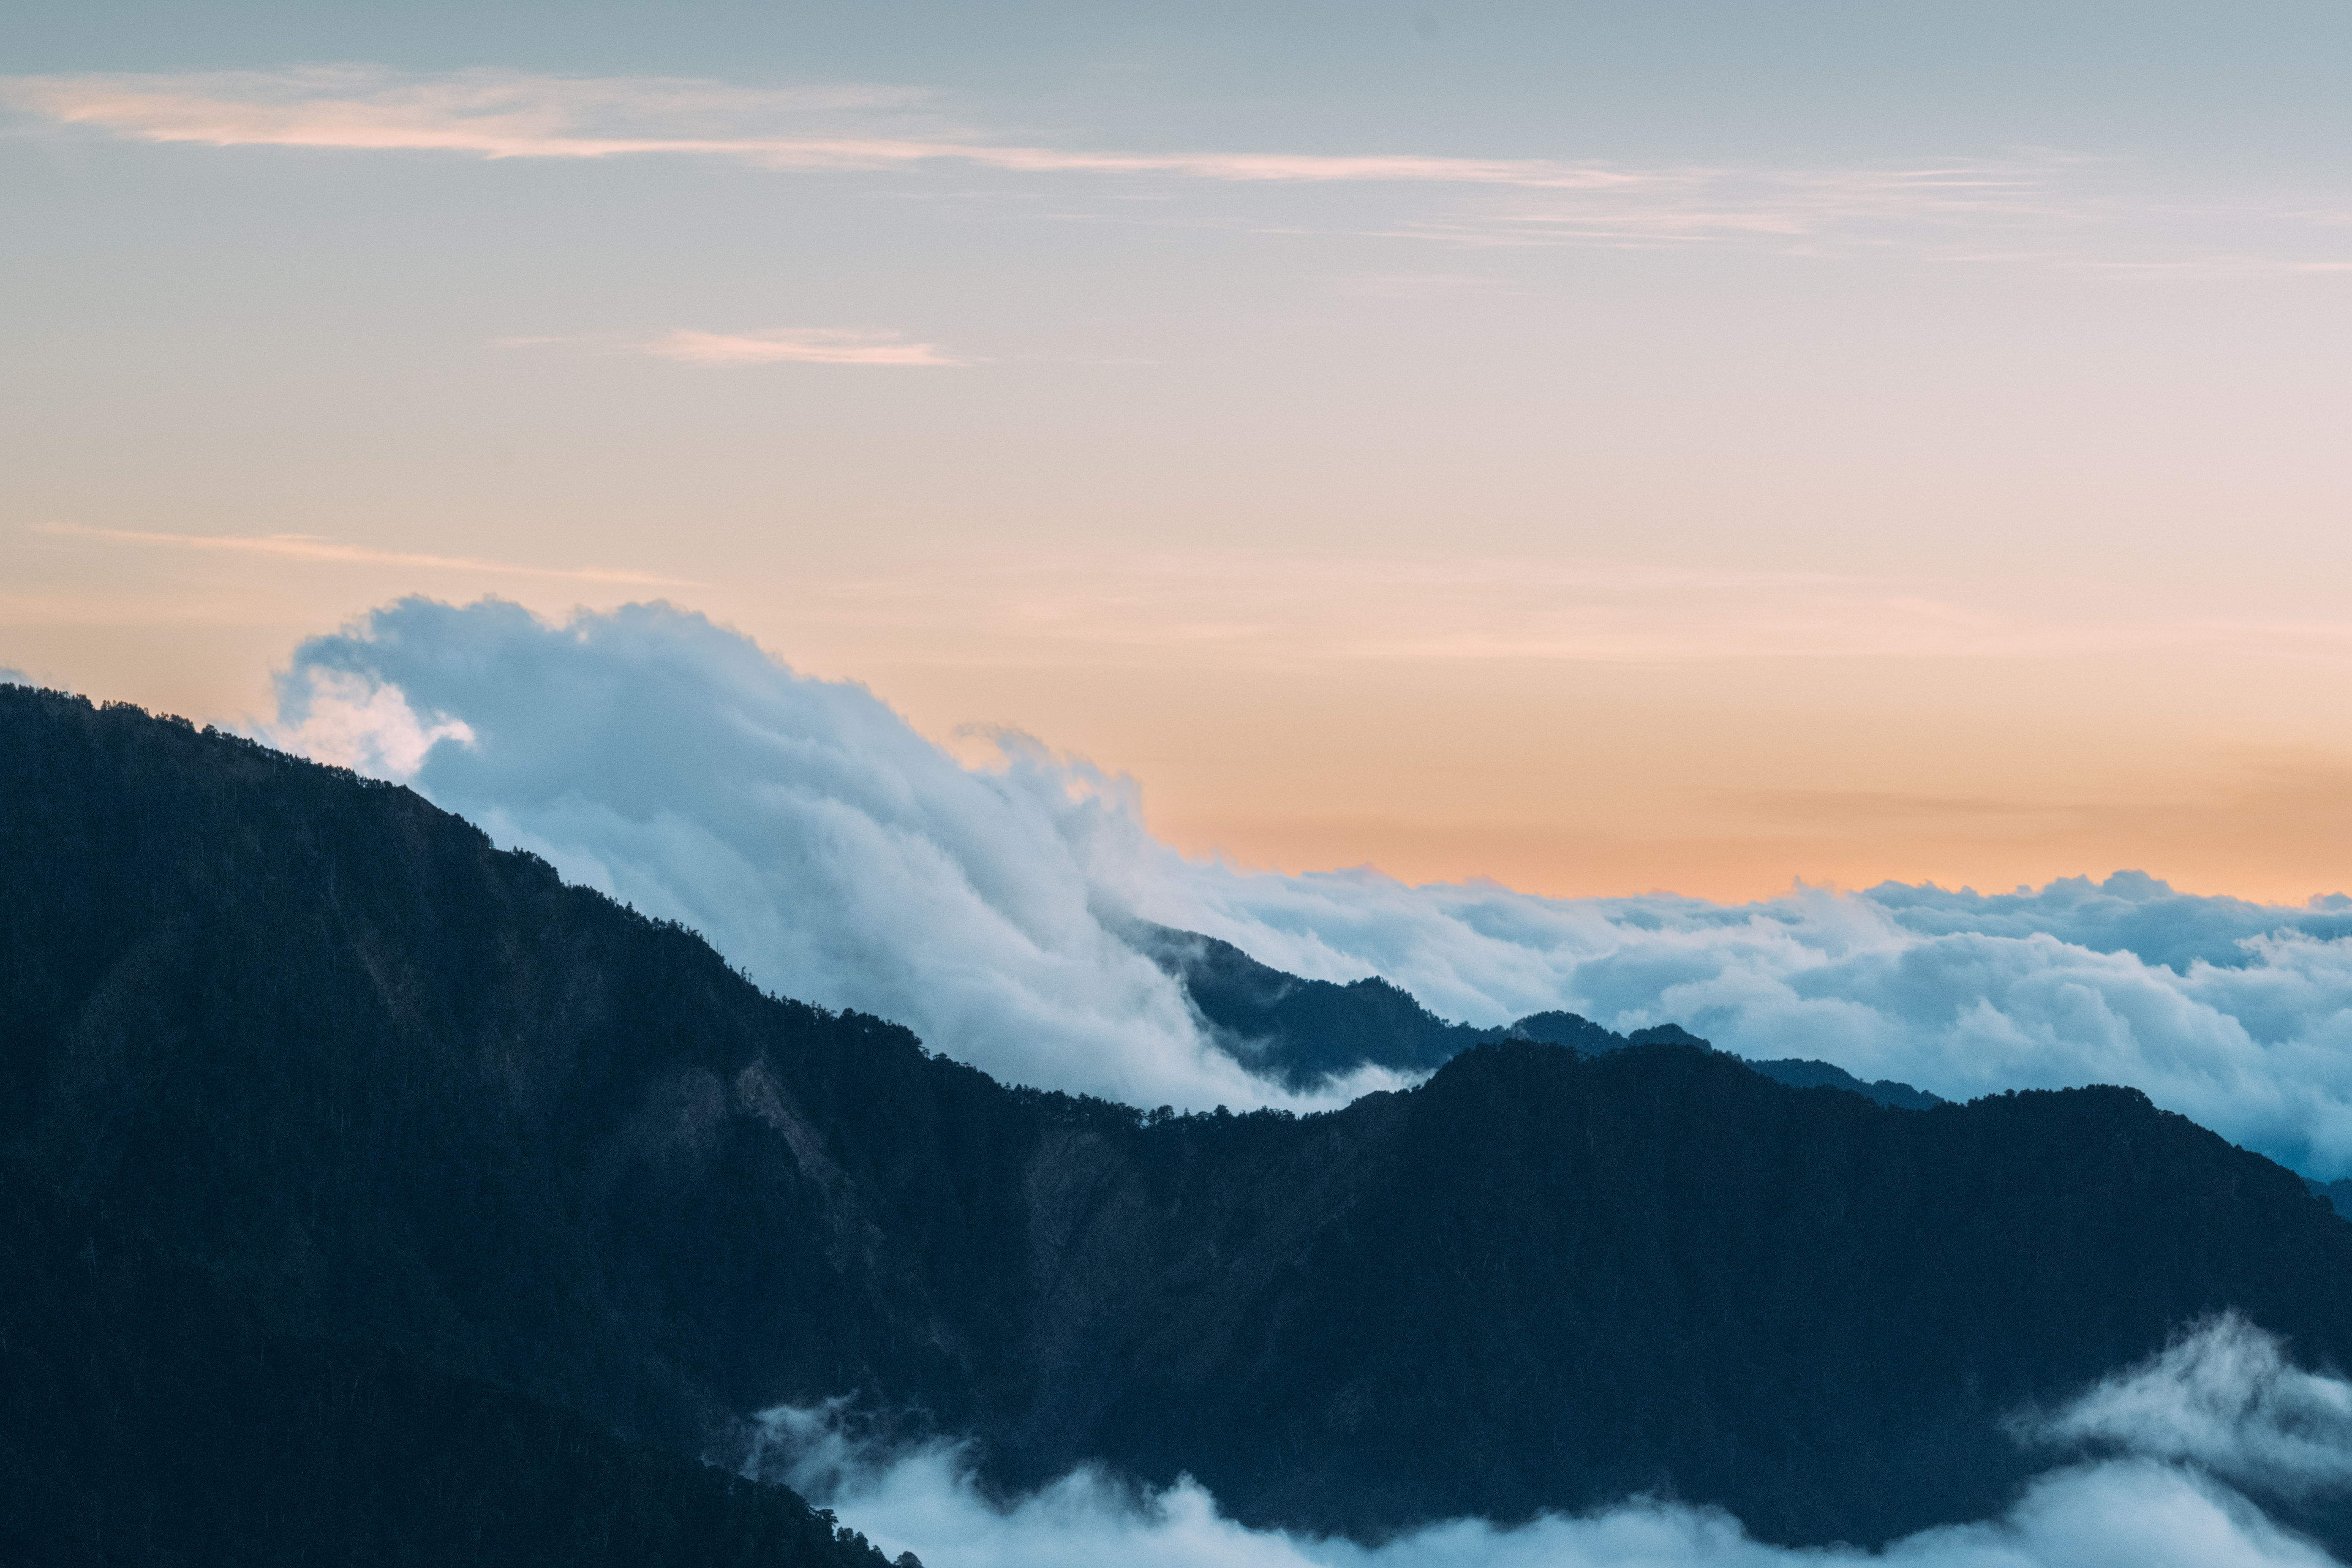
top-left (271, 597), bottom-right (2352, 1175)
top-left (743, 1316), bottom-right (2351, 1568)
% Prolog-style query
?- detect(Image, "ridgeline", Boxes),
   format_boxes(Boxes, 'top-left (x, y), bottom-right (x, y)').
top-left (5, 686), bottom-right (2350, 1556)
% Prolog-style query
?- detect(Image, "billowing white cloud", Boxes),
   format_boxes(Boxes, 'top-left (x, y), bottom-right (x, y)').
top-left (268, 596), bottom-right (1388, 1113)
top-left (1863, 875), bottom-right (2352, 973)
top-left (745, 1317), bottom-right (2352, 1568)
top-left (268, 598), bottom-right (2352, 1173)
top-left (2018, 1313), bottom-right (2352, 1500)
top-left (1118, 866), bottom-right (2352, 1176)
top-left (273, 666), bottom-right (476, 779)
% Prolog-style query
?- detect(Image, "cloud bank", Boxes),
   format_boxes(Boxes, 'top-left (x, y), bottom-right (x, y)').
top-left (269, 598), bottom-right (2352, 1173)
top-left (744, 1316), bottom-right (2352, 1568)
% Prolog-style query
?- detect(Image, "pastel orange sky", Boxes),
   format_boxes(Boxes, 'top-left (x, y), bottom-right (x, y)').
top-left (6, 5), bottom-right (2351, 904)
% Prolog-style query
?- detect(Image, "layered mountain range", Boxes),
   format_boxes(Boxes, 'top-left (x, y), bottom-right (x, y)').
top-left (7, 686), bottom-right (2352, 1560)
top-left (1124, 917), bottom-right (1947, 1108)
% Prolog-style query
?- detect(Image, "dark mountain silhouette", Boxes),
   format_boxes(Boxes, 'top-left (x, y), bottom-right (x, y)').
top-left (1127, 919), bottom-right (1946, 1108)
top-left (1738, 1056), bottom-right (1946, 1110)
top-left (1499, 1007), bottom-right (1627, 1054)
top-left (0, 1159), bottom-right (901, 1568)
top-left (1116, 920), bottom-right (1493, 1086)
top-left (2311, 1177), bottom-right (2352, 1221)
top-left (8, 686), bottom-right (2352, 1553)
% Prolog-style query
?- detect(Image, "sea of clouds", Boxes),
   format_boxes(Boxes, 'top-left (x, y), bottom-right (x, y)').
top-left (739, 1314), bottom-right (2352, 1568)
top-left (268, 597), bottom-right (2352, 1177)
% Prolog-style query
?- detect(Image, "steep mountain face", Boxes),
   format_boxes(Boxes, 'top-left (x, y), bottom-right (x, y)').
top-left (8, 687), bottom-right (2352, 1553)
top-left (991, 1049), bottom-right (2352, 1544)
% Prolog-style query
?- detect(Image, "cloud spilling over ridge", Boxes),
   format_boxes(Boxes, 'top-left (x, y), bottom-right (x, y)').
top-left (270, 598), bottom-right (2352, 1173)
top-left (745, 1316), bottom-right (2352, 1568)
top-left (1119, 866), bottom-right (2352, 1176)
top-left (270, 597), bottom-right (1339, 1112)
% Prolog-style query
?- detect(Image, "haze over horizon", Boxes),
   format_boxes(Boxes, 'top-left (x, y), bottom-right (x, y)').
top-left (8, 1), bottom-right (2352, 904)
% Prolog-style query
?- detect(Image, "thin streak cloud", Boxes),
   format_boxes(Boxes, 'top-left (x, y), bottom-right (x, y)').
top-left (35, 523), bottom-right (698, 587)
top-left (646, 329), bottom-right (961, 367)
top-left (817, 553), bottom-right (2335, 666)
top-left (10, 70), bottom-right (2344, 267)
top-left (0, 68), bottom-right (1644, 191)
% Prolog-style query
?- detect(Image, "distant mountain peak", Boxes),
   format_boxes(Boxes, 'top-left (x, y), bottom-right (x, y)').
top-left (1122, 917), bottom-right (1946, 1111)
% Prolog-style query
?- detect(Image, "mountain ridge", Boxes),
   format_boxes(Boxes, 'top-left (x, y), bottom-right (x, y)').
top-left (7, 684), bottom-right (2351, 1553)
top-left (1124, 917), bottom-right (1948, 1110)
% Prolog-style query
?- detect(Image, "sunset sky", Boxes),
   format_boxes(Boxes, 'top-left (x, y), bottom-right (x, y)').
top-left (8, 1), bottom-right (2352, 901)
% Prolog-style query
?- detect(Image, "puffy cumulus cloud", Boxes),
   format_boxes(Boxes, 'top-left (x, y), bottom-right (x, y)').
top-left (745, 1318), bottom-right (2350, 1568)
top-left (267, 598), bottom-right (2352, 1174)
top-left (267, 596), bottom-right (1387, 1113)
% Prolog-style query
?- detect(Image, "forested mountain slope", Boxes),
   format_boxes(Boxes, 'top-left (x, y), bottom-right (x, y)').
top-left (0, 1160), bottom-right (899, 1568)
top-left (7, 686), bottom-right (2351, 1552)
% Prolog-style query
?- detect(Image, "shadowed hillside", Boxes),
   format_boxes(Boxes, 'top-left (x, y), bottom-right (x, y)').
top-left (6, 685), bottom-right (2351, 1552)
top-left (0, 1160), bottom-right (901, 1568)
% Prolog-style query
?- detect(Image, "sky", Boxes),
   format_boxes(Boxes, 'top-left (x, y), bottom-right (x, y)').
top-left (13, 16), bottom-right (2352, 1560)
top-left (7, 2), bottom-right (2352, 901)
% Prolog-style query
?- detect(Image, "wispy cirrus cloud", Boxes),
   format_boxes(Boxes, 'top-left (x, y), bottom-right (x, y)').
top-left (1475, 160), bottom-right (2078, 250)
top-left (7, 68), bottom-right (2345, 267)
top-left (34, 522), bottom-right (697, 586)
top-left (816, 552), bottom-right (2225, 666)
top-left (645, 329), bottom-right (961, 367)
top-left (0, 67), bottom-right (1642, 191)
top-left (493, 327), bottom-right (964, 368)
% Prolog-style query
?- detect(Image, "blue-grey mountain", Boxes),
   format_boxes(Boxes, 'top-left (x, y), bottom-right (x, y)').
top-left (1126, 917), bottom-right (1944, 1108)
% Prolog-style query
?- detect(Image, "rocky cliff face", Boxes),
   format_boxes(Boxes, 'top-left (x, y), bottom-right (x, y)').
top-left (8, 685), bottom-right (2352, 1553)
